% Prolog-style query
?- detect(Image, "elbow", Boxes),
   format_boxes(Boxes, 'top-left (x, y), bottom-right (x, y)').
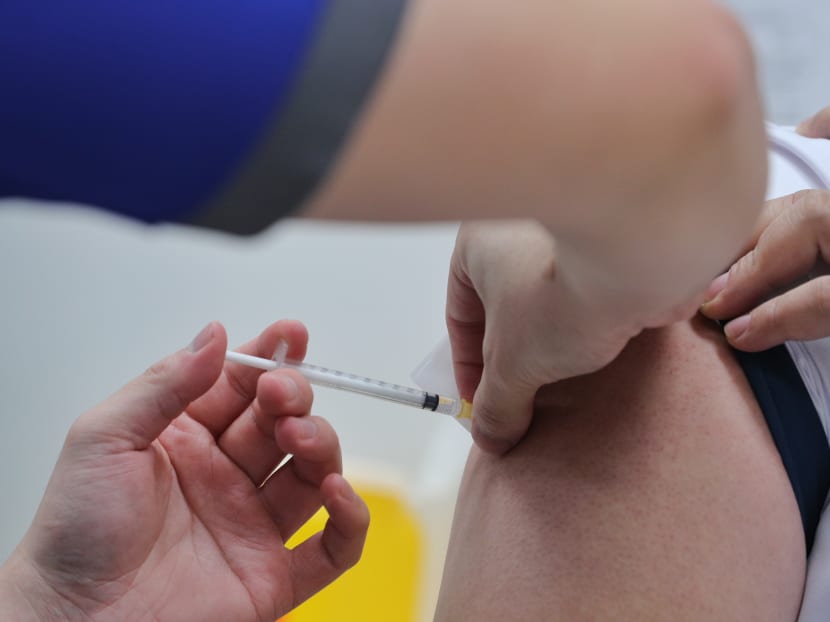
top-left (658, 1), bottom-right (764, 158)
top-left (599, 2), bottom-right (768, 306)
top-left (688, 2), bottom-right (766, 178)
top-left (646, 2), bottom-right (767, 269)
top-left (691, 3), bottom-right (760, 124)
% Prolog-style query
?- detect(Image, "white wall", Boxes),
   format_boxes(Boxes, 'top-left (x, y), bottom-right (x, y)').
top-left (720, 0), bottom-right (830, 125)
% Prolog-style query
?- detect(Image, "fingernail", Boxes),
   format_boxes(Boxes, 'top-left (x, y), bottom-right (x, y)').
top-left (276, 375), bottom-right (298, 400)
top-left (703, 273), bottom-right (729, 305)
top-left (725, 314), bottom-right (750, 341)
top-left (188, 323), bottom-right (214, 353)
top-left (295, 417), bottom-right (317, 440)
top-left (272, 339), bottom-right (289, 367)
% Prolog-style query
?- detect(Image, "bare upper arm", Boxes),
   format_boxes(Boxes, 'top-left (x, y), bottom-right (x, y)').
top-left (435, 317), bottom-right (805, 621)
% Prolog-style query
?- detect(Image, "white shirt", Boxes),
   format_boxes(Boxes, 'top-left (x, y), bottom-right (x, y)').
top-left (768, 124), bottom-right (830, 622)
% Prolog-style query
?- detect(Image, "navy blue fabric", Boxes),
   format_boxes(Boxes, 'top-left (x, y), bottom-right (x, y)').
top-left (0, 2), bottom-right (327, 222)
top-left (732, 344), bottom-right (830, 554)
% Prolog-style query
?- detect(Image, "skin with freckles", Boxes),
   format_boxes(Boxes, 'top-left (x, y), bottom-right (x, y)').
top-left (435, 316), bottom-right (805, 622)
top-left (0, 320), bottom-right (369, 622)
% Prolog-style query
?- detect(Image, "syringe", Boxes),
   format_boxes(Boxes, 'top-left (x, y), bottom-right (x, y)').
top-left (224, 347), bottom-right (472, 427)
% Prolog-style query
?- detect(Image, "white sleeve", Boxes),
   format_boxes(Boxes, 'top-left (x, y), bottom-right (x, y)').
top-left (765, 124), bottom-right (830, 622)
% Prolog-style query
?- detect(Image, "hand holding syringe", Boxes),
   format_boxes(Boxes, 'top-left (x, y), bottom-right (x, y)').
top-left (224, 340), bottom-right (472, 429)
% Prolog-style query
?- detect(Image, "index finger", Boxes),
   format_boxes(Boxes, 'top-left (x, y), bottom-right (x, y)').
top-left (186, 319), bottom-right (308, 437)
top-left (703, 190), bottom-right (830, 320)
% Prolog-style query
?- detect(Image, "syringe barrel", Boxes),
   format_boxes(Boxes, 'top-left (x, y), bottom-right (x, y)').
top-left (225, 350), bottom-right (464, 419)
top-left (283, 361), bottom-right (427, 409)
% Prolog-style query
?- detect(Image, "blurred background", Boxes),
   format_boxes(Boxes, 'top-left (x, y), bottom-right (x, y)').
top-left (1, 3), bottom-right (829, 621)
top-left (723, 0), bottom-right (830, 124)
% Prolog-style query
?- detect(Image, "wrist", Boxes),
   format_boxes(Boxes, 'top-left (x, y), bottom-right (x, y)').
top-left (0, 550), bottom-right (91, 622)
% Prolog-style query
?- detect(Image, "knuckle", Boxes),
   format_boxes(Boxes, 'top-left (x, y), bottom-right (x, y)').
top-left (731, 244), bottom-right (779, 297)
top-left (65, 414), bottom-right (94, 446)
top-left (144, 358), bottom-right (170, 385)
top-left (796, 190), bottom-right (827, 221)
top-left (759, 297), bottom-right (779, 334)
top-left (226, 364), bottom-right (254, 403)
top-left (791, 189), bottom-right (830, 231)
top-left (142, 359), bottom-right (188, 416)
top-left (790, 189), bottom-right (814, 206)
top-left (728, 250), bottom-right (756, 285)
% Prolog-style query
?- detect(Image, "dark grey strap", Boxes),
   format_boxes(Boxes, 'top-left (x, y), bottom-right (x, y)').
top-left (193, 0), bottom-right (408, 234)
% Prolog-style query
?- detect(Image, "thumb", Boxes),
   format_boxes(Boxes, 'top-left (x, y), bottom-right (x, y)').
top-left (74, 322), bottom-right (227, 451)
top-left (470, 368), bottom-right (536, 455)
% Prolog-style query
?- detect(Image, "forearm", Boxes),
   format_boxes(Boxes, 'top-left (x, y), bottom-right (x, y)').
top-left (309, 0), bottom-right (766, 321)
